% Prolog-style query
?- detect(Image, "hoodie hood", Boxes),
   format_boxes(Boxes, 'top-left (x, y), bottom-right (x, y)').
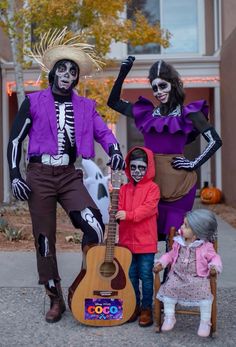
top-left (125, 146), bottom-right (156, 184)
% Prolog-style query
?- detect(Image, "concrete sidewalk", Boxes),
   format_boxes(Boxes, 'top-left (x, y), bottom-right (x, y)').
top-left (0, 214), bottom-right (236, 346)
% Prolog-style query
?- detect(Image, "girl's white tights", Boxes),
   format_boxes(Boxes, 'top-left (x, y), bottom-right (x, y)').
top-left (163, 298), bottom-right (212, 321)
top-left (199, 300), bottom-right (212, 322)
top-left (163, 297), bottom-right (177, 317)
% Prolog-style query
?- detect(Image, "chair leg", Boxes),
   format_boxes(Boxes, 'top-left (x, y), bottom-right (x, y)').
top-left (154, 272), bottom-right (162, 332)
top-left (210, 273), bottom-right (217, 335)
top-left (153, 226), bottom-right (176, 332)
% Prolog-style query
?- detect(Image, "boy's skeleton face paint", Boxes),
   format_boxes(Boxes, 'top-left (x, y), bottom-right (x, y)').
top-left (54, 60), bottom-right (78, 93)
top-left (130, 159), bottom-right (147, 182)
top-left (151, 78), bottom-right (171, 104)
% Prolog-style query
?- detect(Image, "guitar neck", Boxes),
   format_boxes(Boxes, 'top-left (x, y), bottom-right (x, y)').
top-left (105, 171), bottom-right (122, 262)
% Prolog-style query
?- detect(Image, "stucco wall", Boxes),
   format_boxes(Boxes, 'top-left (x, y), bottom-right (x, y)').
top-left (0, 29), bottom-right (12, 61)
top-left (220, 28), bottom-right (236, 206)
top-left (222, 0), bottom-right (236, 41)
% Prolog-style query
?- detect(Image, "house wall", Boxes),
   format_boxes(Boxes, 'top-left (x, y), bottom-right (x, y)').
top-left (0, 28), bottom-right (12, 61)
top-left (221, 0), bottom-right (236, 41)
top-left (220, 27), bottom-right (236, 207)
top-left (0, 0), bottom-right (228, 203)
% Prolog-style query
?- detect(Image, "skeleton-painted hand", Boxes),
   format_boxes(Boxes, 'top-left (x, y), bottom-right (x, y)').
top-left (107, 143), bottom-right (125, 171)
top-left (11, 177), bottom-right (31, 201)
top-left (119, 56), bottom-right (135, 77)
top-left (171, 157), bottom-right (196, 171)
top-left (172, 127), bottom-right (223, 171)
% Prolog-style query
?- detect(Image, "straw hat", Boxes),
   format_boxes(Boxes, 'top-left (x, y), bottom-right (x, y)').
top-left (29, 27), bottom-right (104, 76)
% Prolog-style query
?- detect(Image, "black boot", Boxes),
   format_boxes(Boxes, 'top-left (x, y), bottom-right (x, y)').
top-left (45, 282), bottom-right (66, 323)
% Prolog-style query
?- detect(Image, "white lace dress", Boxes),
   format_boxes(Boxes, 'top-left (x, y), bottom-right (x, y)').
top-left (157, 241), bottom-right (213, 306)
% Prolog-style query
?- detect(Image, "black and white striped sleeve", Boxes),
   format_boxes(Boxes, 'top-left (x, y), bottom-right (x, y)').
top-left (172, 111), bottom-right (222, 171)
top-left (7, 97), bottom-right (32, 200)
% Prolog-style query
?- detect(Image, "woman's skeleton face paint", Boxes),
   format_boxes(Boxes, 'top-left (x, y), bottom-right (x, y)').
top-left (54, 60), bottom-right (78, 94)
top-left (130, 160), bottom-right (147, 182)
top-left (151, 78), bottom-right (171, 104)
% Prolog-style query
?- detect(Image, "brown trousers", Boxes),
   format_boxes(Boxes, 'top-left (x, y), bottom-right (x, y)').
top-left (26, 163), bottom-right (101, 284)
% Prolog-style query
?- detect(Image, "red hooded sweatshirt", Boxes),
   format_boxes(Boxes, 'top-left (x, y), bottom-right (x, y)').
top-left (118, 146), bottom-right (160, 253)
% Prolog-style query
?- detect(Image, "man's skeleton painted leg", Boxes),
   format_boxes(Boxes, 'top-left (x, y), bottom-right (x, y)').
top-left (69, 207), bottom-right (105, 269)
top-left (29, 207), bottom-right (61, 285)
top-left (69, 207), bottom-right (105, 246)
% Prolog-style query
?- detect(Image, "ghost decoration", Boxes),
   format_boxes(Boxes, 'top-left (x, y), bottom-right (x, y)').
top-left (82, 159), bottom-right (110, 224)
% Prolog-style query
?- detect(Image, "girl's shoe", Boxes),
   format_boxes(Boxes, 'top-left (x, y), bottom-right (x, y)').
top-left (197, 320), bottom-right (211, 337)
top-left (161, 315), bottom-right (176, 331)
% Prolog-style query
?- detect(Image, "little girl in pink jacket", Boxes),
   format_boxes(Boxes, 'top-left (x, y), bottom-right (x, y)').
top-left (153, 209), bottom-right (222, 337)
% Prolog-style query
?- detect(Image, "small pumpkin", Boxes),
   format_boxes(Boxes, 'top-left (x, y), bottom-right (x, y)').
top-left (200, 186), bottom-right (222, 204)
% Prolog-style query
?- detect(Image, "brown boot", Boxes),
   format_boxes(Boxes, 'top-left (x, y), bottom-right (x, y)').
top-left (127, 305), bottom-right (141, 323)
top-left (139, 308), bottom-right (153, 327)
top-left (45, 282), bottom-right (66, 323)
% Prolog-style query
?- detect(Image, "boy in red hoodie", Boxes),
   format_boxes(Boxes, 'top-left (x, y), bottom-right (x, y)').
top-left (115, 147), bottom-right (160, 327)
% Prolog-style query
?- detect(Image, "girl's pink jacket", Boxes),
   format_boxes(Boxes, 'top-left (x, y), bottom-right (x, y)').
top-left (157, 236), bottom-right (223, 277)
top-left (118, 146), bottom-right (160, 254)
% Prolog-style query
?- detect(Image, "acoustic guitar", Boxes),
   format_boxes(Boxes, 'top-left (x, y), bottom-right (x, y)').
top-left (69, 171), bottom-right (136, 326)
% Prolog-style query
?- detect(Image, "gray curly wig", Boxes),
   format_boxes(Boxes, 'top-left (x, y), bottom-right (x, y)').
top-left (186, 209), bottom-right (218, 241)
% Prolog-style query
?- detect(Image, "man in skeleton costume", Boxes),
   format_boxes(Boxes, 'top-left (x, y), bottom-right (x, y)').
top-left (7, 29), bottom-right (125, 323)
top-left (107, 57), bottom-right (222, 241)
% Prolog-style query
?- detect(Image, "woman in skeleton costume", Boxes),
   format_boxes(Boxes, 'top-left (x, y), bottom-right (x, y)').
top-left (107, 57), bottom-right (222, 241)
top-left (7, 29), bottom-right (125, 324)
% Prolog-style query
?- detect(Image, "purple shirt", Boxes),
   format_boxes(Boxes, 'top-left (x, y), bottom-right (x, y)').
top-left (27, 88), bottom-right (117, 158)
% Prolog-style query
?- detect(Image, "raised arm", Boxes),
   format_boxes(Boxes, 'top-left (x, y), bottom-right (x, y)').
top-left (107, 56), bottom-right (135, 118)
top-left (7, 97), bottom-right (32, 200)
top-left (172, 111), bottom-right (222, 171)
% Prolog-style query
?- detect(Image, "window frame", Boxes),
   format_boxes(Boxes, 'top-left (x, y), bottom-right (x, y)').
top-left (214, 0), bottom-right (222, 52)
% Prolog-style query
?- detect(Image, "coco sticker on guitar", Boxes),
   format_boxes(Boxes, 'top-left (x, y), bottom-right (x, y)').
top-left (69, 170), bottom-right (136, 326)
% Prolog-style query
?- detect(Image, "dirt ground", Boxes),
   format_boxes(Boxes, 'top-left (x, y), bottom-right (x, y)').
top-left (0, 200), bottom-right (236, 252)
top-left (0, 202), bottom-right (83, 252)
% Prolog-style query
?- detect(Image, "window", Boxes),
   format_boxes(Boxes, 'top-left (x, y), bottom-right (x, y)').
top-left (127, 0), bottom-right (204, 55)
top-left (162, 0), bottom-right (199, 54)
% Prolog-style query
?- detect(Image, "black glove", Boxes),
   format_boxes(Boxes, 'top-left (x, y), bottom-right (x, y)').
top-left (10, 169), bottom-right (31, 201)
top-left (107, 144), bottom-right (125, 171)
top-left (119, 56), bottom-right (135, 78)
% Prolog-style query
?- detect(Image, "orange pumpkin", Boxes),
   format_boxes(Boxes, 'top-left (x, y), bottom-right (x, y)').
top-left (200, 187), bottom-right (222, 204)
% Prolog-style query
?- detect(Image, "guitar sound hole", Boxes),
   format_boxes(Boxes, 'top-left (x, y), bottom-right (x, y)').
top-left (100, 262), bottom-right (116, 278)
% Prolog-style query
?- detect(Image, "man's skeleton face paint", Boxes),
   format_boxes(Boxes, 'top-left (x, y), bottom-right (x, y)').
top-left (54, 60), bottom-right (78, 94)
top-left (151, 78), bottom-right (171, 104)
top-left (130, 160), bottom-right (147, 183)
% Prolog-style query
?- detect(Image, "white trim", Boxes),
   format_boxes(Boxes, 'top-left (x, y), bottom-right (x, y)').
top-left (214, 0), bottom-right (222, 51)
top-left (214, 86), bottom-right (222, 189)
top-left (198, 0), bottom-right (206, 55)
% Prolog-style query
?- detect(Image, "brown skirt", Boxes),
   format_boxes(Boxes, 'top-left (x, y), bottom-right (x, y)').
top-left (154, 154), bottom-right (197, 202)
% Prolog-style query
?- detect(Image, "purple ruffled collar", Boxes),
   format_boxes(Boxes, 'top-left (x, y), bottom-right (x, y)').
top-left (133, 97), bottom-right (209, 141)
